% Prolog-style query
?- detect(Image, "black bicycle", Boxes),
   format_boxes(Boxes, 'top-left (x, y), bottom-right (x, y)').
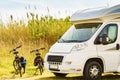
top-left (10, 45), bottom-right (25, 77)
top-left (30, 48), bottom-right (45, 75)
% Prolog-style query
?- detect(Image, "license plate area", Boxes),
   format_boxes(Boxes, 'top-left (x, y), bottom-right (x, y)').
top-left (49, 64), bottom-right (58, 69)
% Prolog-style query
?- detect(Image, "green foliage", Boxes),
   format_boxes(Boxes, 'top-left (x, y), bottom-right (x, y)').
top-left (0, 14), bottom-right (120, 79)
top-left (28, 13), bottom-right (71, 44)
top-left (0, 13), bottom-right (71, 46)
top-left (0, 14), bottom-right (72, 77)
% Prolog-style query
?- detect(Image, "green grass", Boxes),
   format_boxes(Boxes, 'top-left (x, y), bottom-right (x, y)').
top-left (0, 14), bottom-right (120, 80)
top-left (1, 69), bottom-right (120, 80)
top-left (0, 15), bottom-right (71, 78)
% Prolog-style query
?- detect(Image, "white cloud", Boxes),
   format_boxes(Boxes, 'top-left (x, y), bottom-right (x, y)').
top-left (1, 0), bottom-right (120, 24)
top-left (10, 0), bottom-right (44, 7)
top-left (109, 0), bottom-right (120, 6)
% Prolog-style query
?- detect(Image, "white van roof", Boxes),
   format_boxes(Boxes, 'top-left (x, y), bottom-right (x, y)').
top-left (71, 4), bottom-right (120, 24)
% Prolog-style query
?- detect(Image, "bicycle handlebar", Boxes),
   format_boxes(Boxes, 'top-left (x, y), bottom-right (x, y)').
top-left (9, 45), bottom-right (22, 53)
top-left (30, 48), bottom-right (45, 53)
top-left (15, 45), bottom-right (22, 49)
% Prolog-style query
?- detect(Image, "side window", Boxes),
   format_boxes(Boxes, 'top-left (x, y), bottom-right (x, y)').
top-left (95, 24), bottom-right (118, 44)
top-left (108, 25), bottom-right (117, 43)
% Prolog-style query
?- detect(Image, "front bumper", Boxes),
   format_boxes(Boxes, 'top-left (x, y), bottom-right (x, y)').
top-left (44, 61), bottom-right (82, 74)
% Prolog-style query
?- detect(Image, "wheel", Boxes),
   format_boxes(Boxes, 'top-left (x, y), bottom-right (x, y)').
top-left (18, 63), bottom-right (22, 77)
top-left (39, 67), bottom-right (43, 75)
top-left (83, 61), bottom-right (102, 80)
top-left (19, 68), bottom-right (22, 77)
top-left (13, 60), bottom-right (18, 74)
top-left (53, 73), bottom-right (67, 77)
top-left (13, 60), bottom-right (22, 77)
top-left (38, 63), bottom-right (43, 75)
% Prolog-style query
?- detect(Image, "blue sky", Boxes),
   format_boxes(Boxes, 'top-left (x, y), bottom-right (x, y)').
top-left (0, 0), bottom-right (120, 23)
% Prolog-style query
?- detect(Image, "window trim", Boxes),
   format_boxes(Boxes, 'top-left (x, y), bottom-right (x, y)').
top-left (94, 23), bottom-right (118, 44)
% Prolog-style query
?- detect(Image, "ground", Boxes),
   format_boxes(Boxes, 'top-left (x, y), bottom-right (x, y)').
top-left (1, 70), bottom-right (120, 80)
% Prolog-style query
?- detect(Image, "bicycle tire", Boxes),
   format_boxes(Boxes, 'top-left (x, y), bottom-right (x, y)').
top-left (13, 60), bottom-right (22, 77)
top-left (13, 60), bottom-right (18, 74)
top-left (38, 62), bottom-right (43, 75)
top-left (18, 62), bottom-right (22, 77)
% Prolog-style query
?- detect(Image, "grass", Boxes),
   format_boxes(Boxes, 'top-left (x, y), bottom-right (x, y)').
top-left (0, 45), bottom-right (47, 76)
top-left (0, 14), bottom-right (120, 80)
top-left (1, 71), bottom-right (120, 80)
top-left (39, 74), bottom-right (120, 80)
top-left (0, 14), bottom-right (71, 78)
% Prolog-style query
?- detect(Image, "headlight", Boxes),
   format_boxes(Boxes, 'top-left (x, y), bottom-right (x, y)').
top-left (72, 43), bottom-right (87, 51)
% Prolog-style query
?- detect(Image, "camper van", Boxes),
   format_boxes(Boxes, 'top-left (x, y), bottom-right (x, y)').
top-left (44, 4), bottom-right (120, 80)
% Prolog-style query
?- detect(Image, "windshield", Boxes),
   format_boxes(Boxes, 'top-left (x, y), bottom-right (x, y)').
top-left (58, 23), bottom-right (102, 43)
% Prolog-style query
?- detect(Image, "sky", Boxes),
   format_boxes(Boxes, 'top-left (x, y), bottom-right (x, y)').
top-left (0, 0), bottom-right (120, 23)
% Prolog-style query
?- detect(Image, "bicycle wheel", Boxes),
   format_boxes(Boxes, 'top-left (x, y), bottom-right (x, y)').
top-left (13, 60), bottom-right (22, 77)
top-left (38, 62), bottom-right (43, 75)
top-left (18, 62), bottom-right (22, 77)
top-left (13, 60), bottom-right (18, 74)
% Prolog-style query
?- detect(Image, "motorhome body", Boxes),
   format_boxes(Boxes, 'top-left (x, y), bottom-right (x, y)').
top-left (44, 4), bottom-right (120, 80)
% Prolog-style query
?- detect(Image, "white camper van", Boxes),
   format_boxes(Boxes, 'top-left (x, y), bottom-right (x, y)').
top-left (44, 4), bottom-right (120, 80)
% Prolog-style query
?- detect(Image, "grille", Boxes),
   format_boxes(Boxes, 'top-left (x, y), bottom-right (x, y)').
top-left (47, 55), bottom-right (63, 62)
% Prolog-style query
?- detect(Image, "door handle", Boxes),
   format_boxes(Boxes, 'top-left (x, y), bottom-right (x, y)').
top-left (116, 44), bottom-right (120, 50)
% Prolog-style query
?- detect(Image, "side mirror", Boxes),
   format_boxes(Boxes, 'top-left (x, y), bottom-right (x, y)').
top-left (101, 34), bottom-right (109, 45)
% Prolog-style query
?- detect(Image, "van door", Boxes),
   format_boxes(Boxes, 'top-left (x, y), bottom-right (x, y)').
top-left (95, 23), bottom-right (120, 72)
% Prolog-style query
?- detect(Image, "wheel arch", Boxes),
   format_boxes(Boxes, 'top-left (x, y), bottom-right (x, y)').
top-left (83, 58), bottom-right (104, 73)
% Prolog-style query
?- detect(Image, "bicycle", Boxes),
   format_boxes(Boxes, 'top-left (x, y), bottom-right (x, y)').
top-left (30, 48), bottom-right (45, 75)
top-left (10, 45), bottom-right (25, 77)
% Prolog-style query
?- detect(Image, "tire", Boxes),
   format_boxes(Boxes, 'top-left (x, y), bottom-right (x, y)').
top-left (53, 73), bottom-right (67, 77)
top-left (39, 67), bottom-right (43, 75)
top-left (38, 63), bottom-right (43, 75)
top-left (83, 61), bottom-right (102, 80)
top-left (13, 60), bottom-right (22, 77)
top-left (18, 63), bottom-right (22, 77)
top-left (13, 60), bottom-right (18, 74)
